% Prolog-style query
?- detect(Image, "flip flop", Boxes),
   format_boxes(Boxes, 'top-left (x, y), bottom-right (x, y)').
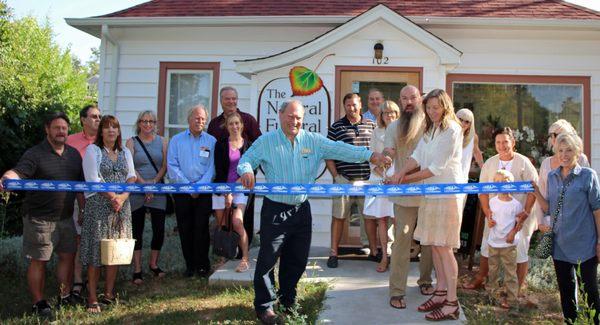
top-left (389, 296), bottom-right (406, 309)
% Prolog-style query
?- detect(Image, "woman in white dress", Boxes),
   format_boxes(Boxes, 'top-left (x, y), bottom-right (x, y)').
top-left (363, 100), bottom-right (399, 272)
top-left (391, 89), bottom-right (464, 321)
top-left (535, 119), bottom-right (589, 232)
top-left (455, 109), bottom-right (484, 182)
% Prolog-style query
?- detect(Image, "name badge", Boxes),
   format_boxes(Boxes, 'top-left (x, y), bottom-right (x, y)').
top-left (200, 147), bottom-right (210, 158)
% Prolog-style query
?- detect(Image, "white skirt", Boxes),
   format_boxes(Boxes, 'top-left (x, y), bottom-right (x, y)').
top-left (363, 196), bottom-right (394, 218)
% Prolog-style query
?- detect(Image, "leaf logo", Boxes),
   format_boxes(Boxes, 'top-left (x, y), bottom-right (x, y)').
top-left (289, 66), bottom-right (324, 96)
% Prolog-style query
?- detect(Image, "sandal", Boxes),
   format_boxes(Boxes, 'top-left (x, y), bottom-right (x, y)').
top-left (235, 259), bottom-right (250, 273)
top-left (99, 294), bottom-right (116, 306)
top-left (132, 272), bottom-right (143, 285)
top-left (425, 300), bottom-right (460, 321)
top-left (72, 282), bottom-right (84, 295)
top-left (87, 302), bottom-right (101, 314)
top-left (417, 290), bottom-right (447, 312)
top-left (462, 276), bottom-right (485, 290)
top-left (389, 296), bottom-right (406, 309)
top-left (149, 266), bottom-right (166, 278)
top-left (376, 259), bottom-right (389, 273)
top-left (419, 283), bottom-right (435, 295)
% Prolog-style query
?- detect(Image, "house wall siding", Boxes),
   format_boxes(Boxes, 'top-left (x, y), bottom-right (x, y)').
top-left (98, 21), bottom-right (600, 247)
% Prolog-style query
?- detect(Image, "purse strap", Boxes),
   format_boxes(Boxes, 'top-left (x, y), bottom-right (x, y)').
top-left (135, 136), bottom-right (160, 174)
top-left (550, 174), bottom-right (574, 233)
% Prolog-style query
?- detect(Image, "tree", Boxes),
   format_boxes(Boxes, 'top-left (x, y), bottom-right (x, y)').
top-left (0, 1), bottom-right (91, 235)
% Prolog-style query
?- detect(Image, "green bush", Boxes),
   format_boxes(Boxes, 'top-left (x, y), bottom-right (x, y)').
top-left (0, 1), bottom-right (93, 236)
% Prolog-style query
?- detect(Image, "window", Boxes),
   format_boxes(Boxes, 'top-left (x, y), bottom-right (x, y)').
top-left (447, 74), bottom-right (590, 166)
top-left (157, 62), bottom-right (220, 137)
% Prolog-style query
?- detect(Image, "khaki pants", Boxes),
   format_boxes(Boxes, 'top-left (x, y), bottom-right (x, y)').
top-left (389, 204), bottom-right (434, 297)
top-left (487, 245), bottom-right (518, 302)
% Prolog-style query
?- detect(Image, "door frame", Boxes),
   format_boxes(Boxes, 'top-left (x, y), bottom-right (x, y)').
top-left (334, 65), bottom-right (423, 119)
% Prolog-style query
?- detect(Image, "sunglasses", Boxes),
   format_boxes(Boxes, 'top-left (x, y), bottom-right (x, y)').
top-left (88, 114), bottom-right (102, 120)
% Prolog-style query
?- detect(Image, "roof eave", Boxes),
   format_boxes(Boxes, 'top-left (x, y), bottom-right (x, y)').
top-left (66, 15), bottom-right (600, 39)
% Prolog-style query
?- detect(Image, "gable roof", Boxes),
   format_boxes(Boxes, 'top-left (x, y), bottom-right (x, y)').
top-left (100, 0), bottom-right (600, 20)
top-left (235, 4), bottom-right (462, 75)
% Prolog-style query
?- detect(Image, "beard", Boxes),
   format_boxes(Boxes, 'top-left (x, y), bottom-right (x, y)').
top-left (397, 105), bottom-right (425, 145)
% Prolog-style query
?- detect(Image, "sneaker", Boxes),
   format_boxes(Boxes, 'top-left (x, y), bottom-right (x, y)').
top-left (32, 300), bottom-right (54, 320)
top-left (327, 256), bottom-right (338, 268)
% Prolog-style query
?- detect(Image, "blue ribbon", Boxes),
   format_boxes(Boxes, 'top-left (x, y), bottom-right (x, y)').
top-left (2, 179), bottom-right (533, 196)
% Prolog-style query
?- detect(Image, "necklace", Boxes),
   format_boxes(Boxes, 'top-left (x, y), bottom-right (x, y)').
top-left (499, 159), bottom-right (511, 170)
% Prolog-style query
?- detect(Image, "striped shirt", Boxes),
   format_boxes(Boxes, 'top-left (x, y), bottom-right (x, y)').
top-left (238, 128), bottom-right (372, 205)
top-left (327, 116), bottom-right (375, 180)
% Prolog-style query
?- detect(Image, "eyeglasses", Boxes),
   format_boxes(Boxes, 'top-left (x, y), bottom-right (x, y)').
top-left (88, 114), bottom-right (101, 120)
top-left (140, 120), bottom-right (156, 125)
top-left (458, 118), bottom-right (471, 124)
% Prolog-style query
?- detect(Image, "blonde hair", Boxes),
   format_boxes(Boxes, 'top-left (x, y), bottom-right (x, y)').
top-left (555, 132), bottom-right (583, 158)
top-left (422, 89), bottom-right (459, 135)
top-left (455, 108), bottom-right (475, 148)
top-left (548, 119), bottom-right (578, 154)
top-left (377, 100), bottom-right (400, 128)
top-left (494, 169), bottom-right (515, 182)
top-left (134, 110), bottom-right (158, 135)
top-left (223, 112), bottom-right (244, 136)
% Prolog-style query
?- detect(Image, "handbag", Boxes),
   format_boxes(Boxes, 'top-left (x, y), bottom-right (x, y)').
top-left (533, 176), bottom-right (573, 259)
top-left (135, 136), bottom-right (175, 214)
top-left (212, 207), bottom-right (240, 259)
top-left (101, 214), bottom-right (135, 265)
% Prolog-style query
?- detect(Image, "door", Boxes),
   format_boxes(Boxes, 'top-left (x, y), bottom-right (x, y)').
top-left (334, 66), bottom-right (421, 248)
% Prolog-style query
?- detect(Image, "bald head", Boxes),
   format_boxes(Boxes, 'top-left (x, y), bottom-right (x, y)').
top-left (399, 85), bottom-right (422, 114)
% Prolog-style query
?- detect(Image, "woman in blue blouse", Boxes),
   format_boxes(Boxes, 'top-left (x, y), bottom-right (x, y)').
top-left (533, 132), bottom-right (600, 324)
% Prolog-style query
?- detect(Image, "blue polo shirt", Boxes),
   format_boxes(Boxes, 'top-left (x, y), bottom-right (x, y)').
top-left (548, 164), bottom-right (600, 264)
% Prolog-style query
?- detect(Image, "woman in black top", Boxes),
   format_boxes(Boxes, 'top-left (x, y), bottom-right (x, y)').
top-left (213, 112), bottom-right (252, 272)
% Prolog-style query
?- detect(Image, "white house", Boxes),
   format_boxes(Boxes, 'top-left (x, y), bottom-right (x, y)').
top-left (67, 0), bottom-right (600, 247)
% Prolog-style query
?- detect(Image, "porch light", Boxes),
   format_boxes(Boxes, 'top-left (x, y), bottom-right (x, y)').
top-left (374, 42), bottom-right (384, 60)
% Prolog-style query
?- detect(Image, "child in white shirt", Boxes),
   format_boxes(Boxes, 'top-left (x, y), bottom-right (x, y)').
top-left (487, 169), bottom-right (522, 309)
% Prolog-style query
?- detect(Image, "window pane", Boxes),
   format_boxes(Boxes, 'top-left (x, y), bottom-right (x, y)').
top-left (452, 83), bottom-right (583, 166)
top-left (167, 71), bottom-right (212, 127)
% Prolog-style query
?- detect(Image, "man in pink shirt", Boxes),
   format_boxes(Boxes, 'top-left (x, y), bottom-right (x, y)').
top-left (65, 104), bottom-right (100, 301)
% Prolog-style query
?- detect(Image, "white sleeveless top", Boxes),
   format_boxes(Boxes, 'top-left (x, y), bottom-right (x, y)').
top-left (460, 136), bottom-right (474, 181)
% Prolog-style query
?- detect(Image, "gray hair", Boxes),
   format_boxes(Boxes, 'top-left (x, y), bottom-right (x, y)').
top-left (219, 86), bottom-right (238, 98)
top-left (187, 104), bottom-right (208, 121)
top-left (134, 110), bottom-right (158, 135)
top-left (555, 132), bottom-right (583, 157)
top-left (279, 99), bottom-right (304, 113)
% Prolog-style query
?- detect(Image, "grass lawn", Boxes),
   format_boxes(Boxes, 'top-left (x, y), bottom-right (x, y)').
top-left (0, 217), bottom-right (328, 324)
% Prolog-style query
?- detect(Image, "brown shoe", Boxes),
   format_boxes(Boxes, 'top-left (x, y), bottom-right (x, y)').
top-left (257, 309), bottom-right (281, 325)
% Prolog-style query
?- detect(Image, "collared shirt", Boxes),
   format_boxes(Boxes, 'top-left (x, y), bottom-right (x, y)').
top-left (66, 131), bottom-right (96, 157)
top-left (363, 110), bottom-right (377, 123)
top-left (207, 109), bottom-right (262, 142)
top-left (327, 116), bottom-right (375, 180)
top-left (167, 129), bottom-right (216, 184)
top-left (548, 164), bottom-right (600, 264)
top-left (12, 139), bottom-right (83, 220)
top-left (238, 128), bottom-right (372, 205)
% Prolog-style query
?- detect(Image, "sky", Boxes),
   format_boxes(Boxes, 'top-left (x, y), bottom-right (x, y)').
top-left (6, 0), bottom-right (600, 62)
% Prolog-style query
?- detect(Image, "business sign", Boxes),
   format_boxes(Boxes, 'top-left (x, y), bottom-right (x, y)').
top-left (258, 77), bottom-right (331, 136)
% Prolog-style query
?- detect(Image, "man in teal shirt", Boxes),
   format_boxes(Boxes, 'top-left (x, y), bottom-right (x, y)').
top-left (238, 99), bottom-right (389, 324)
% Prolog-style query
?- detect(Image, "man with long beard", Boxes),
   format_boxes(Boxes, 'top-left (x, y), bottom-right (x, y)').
top-left (384, 85), bottom-right (434, 309)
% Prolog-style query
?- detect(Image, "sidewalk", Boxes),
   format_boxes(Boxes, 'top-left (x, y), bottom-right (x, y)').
top-left (209, 247), bottom-right (465, 324)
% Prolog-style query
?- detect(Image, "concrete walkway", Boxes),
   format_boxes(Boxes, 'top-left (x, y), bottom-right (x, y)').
top-left (209, 247), bottom-right (465, 324)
